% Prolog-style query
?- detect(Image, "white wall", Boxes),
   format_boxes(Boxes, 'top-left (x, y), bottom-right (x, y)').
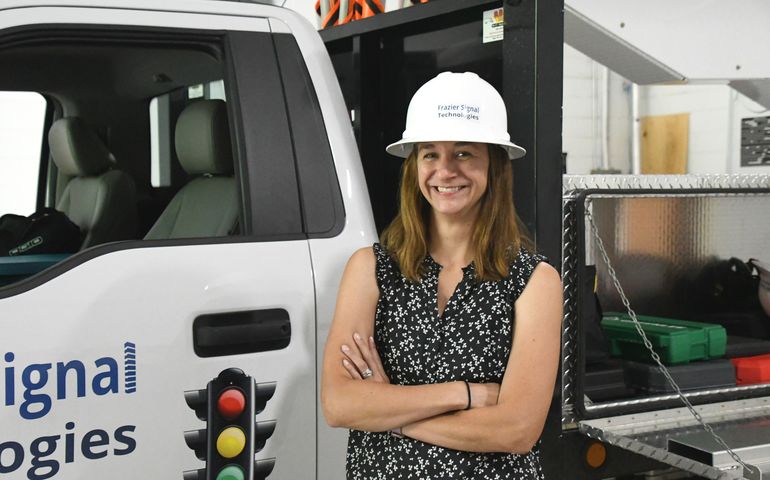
top-left (563, 45), bottom-right (631, 174)
top-left (638, 84), bottom-right (770, 174)
top-left (640, 84), bottom-right (731, 174)
top-left (282, 0), bottom-right (318, 28)
top-left (562, 44), bottom-right (596, 174)
top-left (563, 45), bottom-right (770, 175)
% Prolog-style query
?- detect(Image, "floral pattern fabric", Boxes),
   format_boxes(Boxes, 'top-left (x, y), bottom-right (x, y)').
top-left (346, 243), bottom-right (548, 479)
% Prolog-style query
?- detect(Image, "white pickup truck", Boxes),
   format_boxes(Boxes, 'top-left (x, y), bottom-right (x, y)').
top-left (0, 1), bottom-right (370, 478)
top-left (4, 2), bottom-right (770, 480)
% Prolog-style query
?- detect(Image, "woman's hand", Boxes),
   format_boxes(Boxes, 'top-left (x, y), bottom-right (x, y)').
top-left (341, 332), bottom-right (390, 384)
top-left (322, 249), bottom-right (475, 432)
top-left (340, 332), bottom-right (498, 409)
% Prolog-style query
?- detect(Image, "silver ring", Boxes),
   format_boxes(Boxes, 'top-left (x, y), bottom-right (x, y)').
top-left (361, 368), bottom-right (373, 379)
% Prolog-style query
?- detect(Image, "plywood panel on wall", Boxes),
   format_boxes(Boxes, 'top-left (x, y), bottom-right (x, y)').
top-left (640, 113), bottom-right (689, 174)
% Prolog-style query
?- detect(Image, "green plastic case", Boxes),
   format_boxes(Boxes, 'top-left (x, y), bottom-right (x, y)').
top-left (601, 313), bottom-right (727, 365)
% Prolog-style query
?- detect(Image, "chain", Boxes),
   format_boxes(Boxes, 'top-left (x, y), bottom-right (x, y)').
top-left (585, 205), bottom-right (754, 478)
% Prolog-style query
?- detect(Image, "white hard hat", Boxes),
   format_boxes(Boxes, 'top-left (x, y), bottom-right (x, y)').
top-left (386, 72), bottom-right (526, 160)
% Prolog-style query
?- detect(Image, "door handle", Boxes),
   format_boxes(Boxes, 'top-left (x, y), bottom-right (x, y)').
top-left (193, 309), bottom-right (291, 357)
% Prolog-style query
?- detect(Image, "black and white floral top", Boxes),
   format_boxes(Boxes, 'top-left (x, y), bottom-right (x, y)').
top-left (346, 243), bottom-right (549, 479)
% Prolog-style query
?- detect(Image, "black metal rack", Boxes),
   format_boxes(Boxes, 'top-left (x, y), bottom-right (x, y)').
top-left (319, 5), bottom-right (688, 477)
top-left (321, 0), bottom-right (564, 265)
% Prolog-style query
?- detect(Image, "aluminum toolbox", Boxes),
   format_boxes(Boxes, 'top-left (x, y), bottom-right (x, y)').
top-left (623, 359), bottom-right (737, 393)
top-left (731, 354), bottom-right (770, 385)
top-left (562, 175), bottom-right (770, 479)
top-left (602, 313), bottom-right (727, 365)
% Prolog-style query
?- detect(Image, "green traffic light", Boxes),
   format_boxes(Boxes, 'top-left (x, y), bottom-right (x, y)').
top-left (216, 465), bottom-right (245, 480)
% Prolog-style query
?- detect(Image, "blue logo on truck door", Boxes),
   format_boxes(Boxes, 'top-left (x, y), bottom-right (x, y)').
top-left (124, 342), bottom-right (136, 394)
top-left (0, 341), bottom-right (138, 479)
top-left (2, 341), bottom-right (136, 420)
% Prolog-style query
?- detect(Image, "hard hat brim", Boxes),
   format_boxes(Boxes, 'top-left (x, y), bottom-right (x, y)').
top-left (386, 138), bottom-right (526, 160)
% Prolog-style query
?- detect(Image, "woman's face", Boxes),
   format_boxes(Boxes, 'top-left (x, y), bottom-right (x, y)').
top-left (416, 141), bottom-right (489, 220)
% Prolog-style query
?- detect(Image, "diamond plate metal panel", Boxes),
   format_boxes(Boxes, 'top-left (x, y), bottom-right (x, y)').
top-left (560, 197), bottom-right (580, 426)
top-left (585, 193), bottom-right (770, 317)
top-left (564, 174), bottom-right (770, 193)
top-left (579, 423), bottom-right (745, 480)
top-left (585, 385), bottom-right (770, 418)
top-left (579, 397), bottom-right (770, 480)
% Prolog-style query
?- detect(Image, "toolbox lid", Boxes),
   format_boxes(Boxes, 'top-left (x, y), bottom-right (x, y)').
top-left (602, 313), bottom-right (727, 364)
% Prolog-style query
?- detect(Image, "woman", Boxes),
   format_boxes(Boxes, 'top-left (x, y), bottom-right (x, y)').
top-left (321, 72), bottom-right (562, 479)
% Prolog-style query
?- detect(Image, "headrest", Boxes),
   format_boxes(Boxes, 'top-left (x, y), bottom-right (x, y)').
top-left (48, 117), bottom-right (113, 177)
top-left (175, 100), bottom-right (233, 176)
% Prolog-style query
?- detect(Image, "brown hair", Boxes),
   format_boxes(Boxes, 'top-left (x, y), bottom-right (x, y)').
top-left (380, 144), bottom-right (530, 282)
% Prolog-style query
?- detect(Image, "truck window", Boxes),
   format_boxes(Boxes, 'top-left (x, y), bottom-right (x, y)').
top-left (0, 27), bottom-right (299, 295)
top-left (0, 91), bottom-right (47, 216)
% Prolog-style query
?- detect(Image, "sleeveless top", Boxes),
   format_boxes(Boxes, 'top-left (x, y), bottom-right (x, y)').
top-left (346, 243), bottom-right (548, 479)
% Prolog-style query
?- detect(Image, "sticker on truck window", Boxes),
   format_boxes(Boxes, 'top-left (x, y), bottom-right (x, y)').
top-left (483, 8), bottom-right (504, 44)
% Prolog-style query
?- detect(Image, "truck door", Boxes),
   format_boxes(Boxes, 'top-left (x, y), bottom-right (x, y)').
top-left (0, 3), bottom-right (318, 479)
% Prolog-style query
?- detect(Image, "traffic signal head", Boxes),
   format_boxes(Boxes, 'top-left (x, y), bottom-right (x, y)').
top-left (184, 369), bottom-right (276, 480)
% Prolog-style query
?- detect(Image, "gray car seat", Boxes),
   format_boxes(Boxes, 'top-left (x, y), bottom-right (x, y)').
top-left (48, 117), bottom-right (137, 248)
top-left (144, 100), bottom-right (238, 240)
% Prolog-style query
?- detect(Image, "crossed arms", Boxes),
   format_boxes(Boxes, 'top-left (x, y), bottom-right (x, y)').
top-left (320, 247), bottom-right (562, 454)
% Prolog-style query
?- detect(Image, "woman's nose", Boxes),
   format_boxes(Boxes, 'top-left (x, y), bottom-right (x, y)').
top-left (434, 154), bottom-right (458, 175)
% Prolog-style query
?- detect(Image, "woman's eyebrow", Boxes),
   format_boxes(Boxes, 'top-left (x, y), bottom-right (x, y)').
top-left (418, 143), bottom-right (436, 151)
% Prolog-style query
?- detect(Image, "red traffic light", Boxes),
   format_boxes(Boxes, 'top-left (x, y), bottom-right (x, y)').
top-left (217, 387), bottom-right (246, 419)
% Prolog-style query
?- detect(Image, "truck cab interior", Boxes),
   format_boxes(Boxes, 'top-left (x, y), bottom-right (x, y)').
top-left (0, 27), bottom-right (240, 286)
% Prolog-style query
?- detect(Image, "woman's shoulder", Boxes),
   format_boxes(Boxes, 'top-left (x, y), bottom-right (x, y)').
top-left (505, 246), bottom-right (557, 294)
top-left (370, 242), bottom-right (395, 265)
top-left (348, 243), bottom-right (396, 263)
top-left (510, 246), bottom-right (549, 272)
top-left (367, 243), bottom-right (402, 293)
top-left (349, 245), bottom-right (375, 262)
top-left (346, 243), bottom-right (398, 274)
top-left (341, 247), bottom-right (377, 288)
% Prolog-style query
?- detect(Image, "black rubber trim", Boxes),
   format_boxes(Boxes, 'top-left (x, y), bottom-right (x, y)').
top-left (572, 187), bottom-right (770, 420)
top-left (35, 97), bottom-right (57, 210)
top-left (225, 31), bottom-right (303, 237)
top-left (273, 33), bottom-right (345, 238)
top-left (0, 23), bottom-right (224, 57)
top-left (0, 232), bottom-right (307, 300)
top-left (268, 34), bottom-right (306, 237)
top-left (222, 33), bottom-right (253, 235)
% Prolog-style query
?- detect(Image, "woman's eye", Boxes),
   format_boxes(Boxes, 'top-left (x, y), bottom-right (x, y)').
top-left (456, 151), bottom-right (472, 159)
top-left (422, 152), bottom-right (437, 160)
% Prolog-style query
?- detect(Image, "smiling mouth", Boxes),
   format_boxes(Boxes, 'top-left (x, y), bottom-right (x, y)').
top-left (434, 186), bottom-right (466, 193)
